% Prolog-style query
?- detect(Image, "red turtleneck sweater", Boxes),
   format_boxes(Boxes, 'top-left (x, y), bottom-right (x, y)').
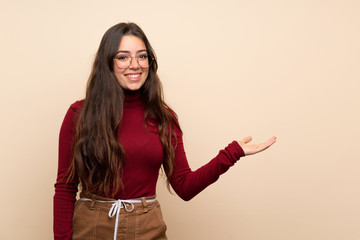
top-left (54, 91), bottom-right (245, 239)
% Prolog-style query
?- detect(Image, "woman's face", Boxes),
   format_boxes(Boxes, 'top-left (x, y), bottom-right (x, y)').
top-left (113, 35), bottom-right (149, 91)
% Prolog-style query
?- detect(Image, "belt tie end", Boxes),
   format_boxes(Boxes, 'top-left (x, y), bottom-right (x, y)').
top-left (109, 200), bottom-right (135, 240)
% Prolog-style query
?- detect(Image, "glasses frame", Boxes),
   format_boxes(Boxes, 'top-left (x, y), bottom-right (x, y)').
top-left (113, 51), bottom-right (155, 70)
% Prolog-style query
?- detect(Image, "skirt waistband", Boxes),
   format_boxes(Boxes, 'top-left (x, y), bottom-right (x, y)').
top-left (78, 192), bottom-right (157, 240)
top-left (79, 191), bottom-right (156, 202)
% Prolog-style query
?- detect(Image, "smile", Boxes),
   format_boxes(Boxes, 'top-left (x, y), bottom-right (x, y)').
top-left (125, 73), bottom-right (141, 80)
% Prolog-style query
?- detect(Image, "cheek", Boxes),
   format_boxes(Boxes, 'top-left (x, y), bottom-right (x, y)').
top-left (113, 65), bottom-right (124, 82)
top-left (142, 71), bottom-right (149, 81)
top-left (113, 63), bottom-right (121, 74)
top-left (114, 72), bottom-right (125, 88)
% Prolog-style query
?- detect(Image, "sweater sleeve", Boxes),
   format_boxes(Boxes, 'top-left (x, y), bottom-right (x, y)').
top-left (53, 102), bottom-right (82, 240)
top-left (169, 125), bottom-right (245, 201)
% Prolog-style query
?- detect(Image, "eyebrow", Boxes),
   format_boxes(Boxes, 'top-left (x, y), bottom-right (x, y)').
top-left (116, 50), bottom-right (147, 54)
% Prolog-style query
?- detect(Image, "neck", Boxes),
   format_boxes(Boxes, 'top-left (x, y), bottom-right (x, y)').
top-left (123, 89), bottom-right (142, 108)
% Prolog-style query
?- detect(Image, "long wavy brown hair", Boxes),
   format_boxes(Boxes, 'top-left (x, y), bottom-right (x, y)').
top-left (68, 22), bottom-right (180, 197)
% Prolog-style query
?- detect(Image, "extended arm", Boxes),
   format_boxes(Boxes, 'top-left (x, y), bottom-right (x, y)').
top-left (169, 125), bottom-right (276, 201)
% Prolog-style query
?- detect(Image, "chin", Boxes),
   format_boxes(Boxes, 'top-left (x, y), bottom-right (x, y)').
top-left (125, 83), bottom-right (143, 91)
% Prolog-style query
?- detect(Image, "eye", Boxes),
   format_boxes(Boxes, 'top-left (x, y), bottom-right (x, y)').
top-left (115, 55), bottom-right (129, 61)
top-left (138, 54), bottom-right (149, 60)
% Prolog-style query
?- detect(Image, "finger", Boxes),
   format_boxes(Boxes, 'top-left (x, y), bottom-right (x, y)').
top-left (266, 136), bottom-right (277, 146)
top-left (241, 136), bottom-right (252, 144)
top-left (257, 136), bottom-right (277, 152)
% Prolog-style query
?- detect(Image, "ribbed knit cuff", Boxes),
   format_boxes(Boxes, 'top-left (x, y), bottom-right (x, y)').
top-left (229, 140), bottom-right (245, 161)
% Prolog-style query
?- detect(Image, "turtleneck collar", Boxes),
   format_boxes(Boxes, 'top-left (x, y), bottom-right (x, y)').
top-left (123, 89), bottom-right (143, 108)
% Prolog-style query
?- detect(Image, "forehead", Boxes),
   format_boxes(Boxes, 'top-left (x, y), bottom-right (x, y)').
top-left (117, 35), bottom-right (146, 52)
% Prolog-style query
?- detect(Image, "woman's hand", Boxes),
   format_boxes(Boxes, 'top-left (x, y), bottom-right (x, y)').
top-left (237, 136), bottom-right (277, 156)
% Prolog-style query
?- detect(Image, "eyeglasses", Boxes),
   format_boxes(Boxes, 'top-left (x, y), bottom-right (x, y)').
top-left (113, 51), bottom-right (154, 69)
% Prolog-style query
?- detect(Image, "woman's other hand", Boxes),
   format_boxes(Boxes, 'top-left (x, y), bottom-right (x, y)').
top-left (237, 136), bottom-right (277, 156)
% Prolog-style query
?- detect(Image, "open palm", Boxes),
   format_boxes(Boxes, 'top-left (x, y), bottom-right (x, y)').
top-left (237, 136), bottom-right (277, 156)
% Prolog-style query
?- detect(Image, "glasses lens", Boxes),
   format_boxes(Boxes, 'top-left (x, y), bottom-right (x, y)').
top-left (114, 54), bottom-right (130, 69)
top-left (137, 53), bottom-right (152, 69)
top-left (114, 52), bottom-right (153, 69)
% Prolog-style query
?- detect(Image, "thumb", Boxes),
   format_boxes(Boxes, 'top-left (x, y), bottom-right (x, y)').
top-left (240, 136), bottom-right (252, 144)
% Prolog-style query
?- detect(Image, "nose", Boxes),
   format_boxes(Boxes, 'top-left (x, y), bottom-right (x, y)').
top-left (129, 57), bottom-right (140, 69)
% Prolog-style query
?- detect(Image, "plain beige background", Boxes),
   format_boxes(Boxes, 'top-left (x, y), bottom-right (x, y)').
top-left (1, 0), bottom-right (359, 239)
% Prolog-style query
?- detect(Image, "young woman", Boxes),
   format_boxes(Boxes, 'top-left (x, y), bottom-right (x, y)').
top-left (54, 22), bottom-right (276, 240)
